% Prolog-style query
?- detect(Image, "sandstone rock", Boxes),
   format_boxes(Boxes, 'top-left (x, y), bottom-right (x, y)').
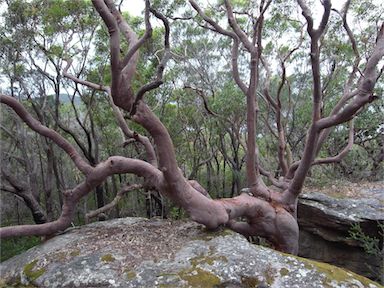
top-left (298, 190), bottom-right (383, 283)
top-left (0, 217), bottom-right (381, 288)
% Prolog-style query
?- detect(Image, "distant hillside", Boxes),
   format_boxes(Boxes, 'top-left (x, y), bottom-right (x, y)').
top-left (31, 94), bottom-right (82, 106)
top-left (58, 94), bottom-right (82, 105)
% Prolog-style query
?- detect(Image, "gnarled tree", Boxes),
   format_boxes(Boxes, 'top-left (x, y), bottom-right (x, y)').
top-left (1, 0), bottom-right (383, 255)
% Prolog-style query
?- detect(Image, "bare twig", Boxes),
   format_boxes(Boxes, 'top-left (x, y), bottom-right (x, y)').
top-left (85, 184), bottom-right (143, 222)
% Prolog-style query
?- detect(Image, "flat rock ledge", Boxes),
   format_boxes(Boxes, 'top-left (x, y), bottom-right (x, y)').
top-left (298, 191), bottom-right (383, 282)
top-left (0, 217), bottom-right (381, 288)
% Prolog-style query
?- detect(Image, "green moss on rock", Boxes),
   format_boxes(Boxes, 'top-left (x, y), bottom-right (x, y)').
top-left (69, 249), bottom-right (80, 257)
top-left (51, 251), bottom-right (67, 262)
top-left (126, 271), bottom-right (136, 280)
top-left (101, 254), bottom-right (115, 263)
top-left (23, 260), bottom-right (45, 281)
top-left (279, 267), bottom-right (289, 277)
top-left (308, 259), bottom-right (381, 287)
top-left (264, 267), bottom-right (276, 285)
top-left (178, 267), bottom-right (221, 287)
top-left (174, 248), bottom-right (228, 287)
top-left (0, 278), bottom-right (37, 288)
top-left (195, 228), bottom-right (233, 241)
top-left (241, 275), bottom-right (260, 287)
top-left (190, 254), bottom-right (228, 267)
top-left (287, 254), bottom-right (382, 287)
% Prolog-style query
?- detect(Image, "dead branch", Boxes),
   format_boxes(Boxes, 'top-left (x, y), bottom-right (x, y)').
top-left (85, 184), bottom-right (143, 223)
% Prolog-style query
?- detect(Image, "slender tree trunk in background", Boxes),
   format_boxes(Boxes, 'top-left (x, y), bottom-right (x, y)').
top-left (95, 185), bottom-right (105, 210)
top-left (83, 198), bottom-right (88, 223)
top-left (15, 196), bottom-right (20, 225)
top-left (235, 170), bottom-right (240, 196)
top-left (59, 162), bottom-right (66, 193)
top-left (152, 191), bottom-right (164, 217)
top-left (230, 169), bottom-right (241, 197)
top-left (206, 162), bottom-right (212, 193)
top-left (22, 193), bottom-right (48, 224)
top-left (222, 159), bottom-right (226, 197)
top-left (44, 145), bottom-right (55, 221)
top-left (52, 156), bottom-right (63, 208)
top-left (214, 156), bottom-right (221, 198)
top-left (17, 121), bottom-right (41, 204)
top-left (104, 182), bottom-right (110, 204)
top-left (2, 168), bottom-right (48, 224)
top-left (37, 143), bottom-right (45, 205)
top-left (371, 135), bottom-right (384, 180)
top-left (111, 175), bottom-right (120, 218)
top-left (28, 165), bottom-right (40, 203)
top-left (146, 190), bottom-right (152, 218)
top-left (230, 172), bottom-right (236, 198)
top-left (245, 51), bottom-right (259, 188)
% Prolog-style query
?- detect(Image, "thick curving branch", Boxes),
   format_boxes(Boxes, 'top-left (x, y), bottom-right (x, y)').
top-left (285, 23), bottom-right (383, 200)
top-left (91, 0), bottom-right (121, 101)
top-left (317, 0), bottom-right (331, 37)
top-left (118, 0), bottom-right (152, 69)
top-left (285, 0), bottom-right (333, 200)
top-left (188, 0), bottom-right (272, 201)
top-left (92, 0), bottom-right (150, 113)
top-left (63, 59), bottom-right (109, 92)
top-left (260, 30), bottom-right (304, 177)
top-left (296, 0), bottom-right (314, 35)
top-left (130, 8), bottom-right (171, 115)
top-left (0, 156), bottom-right (165, 238)
top-left (89, 1), bottom-right (231, 231)
top-left (231, 38), bottom-right (248, 95)
top-left (0, 193), bottom-right (76, 238)
top-left (1, 168), bottom-right (47, 224)
top-left (219, 193), bottom-right (299, 254)
top-left (317, 24), bottom-right (384, 130)
top-left (189, 0), bottom-right (236, 38)
top-left (63, 60), bottom-right (157, 166)
top-left (313, 120), bottom-right (354, 165)
top-left (0, 94), bottom-right (93, 175)
top-left (314, 1), bottom-right (361, 154)
top-left (189, 1), bottom-right (247, 95)
top-left (224, 0), bottom-right (254, 52)
top-left (258, 166), bottom-right (289, 190)
top-left (0, 95), bottom-right (163, 239)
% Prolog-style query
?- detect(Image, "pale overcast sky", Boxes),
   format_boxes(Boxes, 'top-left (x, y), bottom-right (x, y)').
top-left (123, 0), bottom-right (349, 16)
top-left (122, 0), bottom-right (360, 28)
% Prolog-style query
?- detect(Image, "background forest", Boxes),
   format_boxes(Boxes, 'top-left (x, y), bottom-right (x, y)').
top-left (0, 0), bottom-right (383, 260)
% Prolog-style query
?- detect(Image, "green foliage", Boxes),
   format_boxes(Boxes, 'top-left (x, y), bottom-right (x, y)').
top-left (151, 0), bottom-right (187, 17)
top-left (5, 0), bottom-right (98, 35)
top-left (169, 206), bottom-right (187, 220)
top-left (348, 222), bottom-right (383, 282)
top-left (339, 145), bottom-right (372, 179)
top-left (1, 236), bottom-right (41, 262)
top-left (348, 223), bottom-right (382, 256)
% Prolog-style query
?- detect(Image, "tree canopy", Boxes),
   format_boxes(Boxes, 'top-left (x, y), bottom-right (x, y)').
top-left (0, 0), bottom-right (383, 255)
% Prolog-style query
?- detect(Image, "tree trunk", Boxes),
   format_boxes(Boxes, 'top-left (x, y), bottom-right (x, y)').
top-left (52, 155), bottom-right (63, 208)
top-left (45, 145), bottom-right (54, 221)
top-left (95, 185), bottom-right (105, 209)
